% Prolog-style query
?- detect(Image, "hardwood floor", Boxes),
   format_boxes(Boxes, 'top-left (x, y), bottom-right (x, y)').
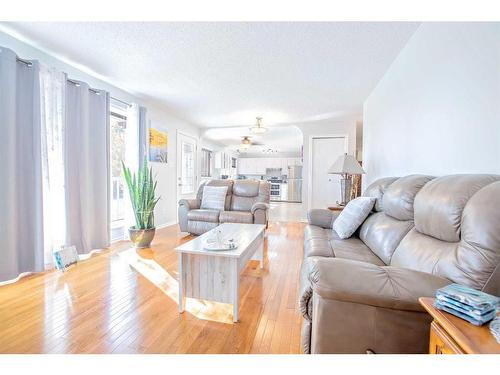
top-left (0, 221), bottom-right (305, 354)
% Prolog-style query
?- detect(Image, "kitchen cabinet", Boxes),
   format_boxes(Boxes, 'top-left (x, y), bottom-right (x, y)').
top-left (215, 151), bottom-right (235, 170)
top-left (238, 158), bottom-right (265, 175)
top-left (237, 157), bottom-right (302, 176)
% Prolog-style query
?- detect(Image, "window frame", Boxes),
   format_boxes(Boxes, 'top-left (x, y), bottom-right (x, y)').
top-left (200, 148), bottom-right (213, 178)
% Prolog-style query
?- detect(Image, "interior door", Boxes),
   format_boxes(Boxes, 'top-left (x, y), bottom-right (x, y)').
top-left (177, 132), bottom-right (198, 201)
top-left (311, 137), bottom-right (347, 209)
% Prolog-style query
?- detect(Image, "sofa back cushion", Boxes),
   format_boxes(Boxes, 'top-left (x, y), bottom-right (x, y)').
top-left (413, 175), bottom-right (498, 242)
top-left (359, 175), bottom-right (432, 264)
top-left (359, 213), bottom-right (414, 265)
top-left (231, 180), bottom-right (270, 211)
top-left (197, 179), bottom-right (233, 210)
top-left (391, 175), bottom-right (500, 293)
top-left (362, 177), bottom-right (399, 212)
top-left (382, 175), bottom-right (434, 220)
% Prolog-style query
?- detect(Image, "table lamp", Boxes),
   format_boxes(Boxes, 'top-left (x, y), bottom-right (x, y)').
top-left (328, 153), bottom-right (365, 206)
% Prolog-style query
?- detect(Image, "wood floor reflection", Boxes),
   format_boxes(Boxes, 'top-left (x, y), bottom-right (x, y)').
top-left (0, 221), bottom-right (305, 354)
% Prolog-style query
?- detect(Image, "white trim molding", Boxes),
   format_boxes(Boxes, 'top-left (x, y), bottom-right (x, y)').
top-left (307, 134), bottom-right (349, 210)
top-left (156, 220), bottom-right (178, 230)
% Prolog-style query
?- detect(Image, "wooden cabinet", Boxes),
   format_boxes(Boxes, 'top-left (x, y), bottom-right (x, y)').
top-left (420, 297), bottom-right (500, 354)
top-left (429, 321), bottom-right (464, 354)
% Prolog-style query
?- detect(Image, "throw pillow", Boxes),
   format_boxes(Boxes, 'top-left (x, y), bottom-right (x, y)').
top-left (332, 197), bottom-right (376, 239)
top-left (200, 185), bottom-right (228, 211)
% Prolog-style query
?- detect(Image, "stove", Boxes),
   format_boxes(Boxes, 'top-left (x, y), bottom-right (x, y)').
top-left (268, 178), bottom-right (283, 201)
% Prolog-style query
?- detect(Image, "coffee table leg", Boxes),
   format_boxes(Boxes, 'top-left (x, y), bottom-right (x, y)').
top-left (259, 238), bottom-right (264, 270)
top-left (178, 253), bottom-right (185, 313)
top-left (232, 258), bottom-right (239, 323)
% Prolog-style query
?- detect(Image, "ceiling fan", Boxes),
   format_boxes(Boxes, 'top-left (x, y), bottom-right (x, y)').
top-left (238, 136), bottom-right (264, 151)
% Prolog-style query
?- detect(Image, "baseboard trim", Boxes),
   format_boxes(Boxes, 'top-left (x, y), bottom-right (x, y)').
top-left (155, 220), bottom-right (178, 229)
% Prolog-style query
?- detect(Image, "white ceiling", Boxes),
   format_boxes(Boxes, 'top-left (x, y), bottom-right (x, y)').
top-left (203, 125), bottom-right (303, 153)
top-left (2, 22), bottom-right (419, 129)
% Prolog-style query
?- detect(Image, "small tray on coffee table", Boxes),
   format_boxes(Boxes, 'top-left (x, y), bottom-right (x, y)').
top-left (203, 240), bottom-right (238, 251)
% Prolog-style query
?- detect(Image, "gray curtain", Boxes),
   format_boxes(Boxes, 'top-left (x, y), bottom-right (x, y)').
top-left (138, 105), bottom-right (148, 167)
top-left (0, 48), bottom-right (44, 281)
top-left (65, 81), bottom-right (110, 254)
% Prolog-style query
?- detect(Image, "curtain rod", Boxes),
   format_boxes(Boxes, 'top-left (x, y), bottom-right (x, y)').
top-left (110, 96), bottom-right (132, 108)
top-left (16, 57), bottom-right (131, 106)
top-left (67, 78), bottom-right (101, 95)
top-left (16, 57), bottom-right (32, 67)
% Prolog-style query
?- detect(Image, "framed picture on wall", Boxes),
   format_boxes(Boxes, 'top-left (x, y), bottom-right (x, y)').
top-left (149, 126), bottom-right (168, 163)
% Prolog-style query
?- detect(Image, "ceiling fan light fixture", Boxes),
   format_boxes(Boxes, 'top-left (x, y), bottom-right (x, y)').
top-left (240, 136), bottom-right (251, 149)
top-left (250, 116), bottom-right (268, 134)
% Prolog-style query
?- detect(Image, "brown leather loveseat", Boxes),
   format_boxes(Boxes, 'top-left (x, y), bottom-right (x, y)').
top-left (300, 174), bottom-right (500, 354)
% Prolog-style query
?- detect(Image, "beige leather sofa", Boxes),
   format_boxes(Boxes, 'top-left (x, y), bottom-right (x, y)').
top-left (178, 179), bottom-right (270, 235)
top-left (300, 174), bottom-right (500, 354)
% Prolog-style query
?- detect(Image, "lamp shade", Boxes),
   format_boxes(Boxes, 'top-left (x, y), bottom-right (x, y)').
top-left (328, 153), bottom-right (365, 175)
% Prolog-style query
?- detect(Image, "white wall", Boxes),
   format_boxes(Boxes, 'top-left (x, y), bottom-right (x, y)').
top-left (0, 30), bottom-right (201, 228)
top-left (363, 23), bottom-right (500, 188)
top-left (149, 115), bottom-right (200, 228)
top-left (297, 118), bottom-right (358, 206)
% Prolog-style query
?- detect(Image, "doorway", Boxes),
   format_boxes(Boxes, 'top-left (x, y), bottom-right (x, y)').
top-left (177, 132), bottom-right (198, 201)
top-left (309, 136), bottom-right (347, 209)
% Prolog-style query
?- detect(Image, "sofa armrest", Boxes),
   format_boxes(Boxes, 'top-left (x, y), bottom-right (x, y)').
top-left (308, 258), bottom-right (451, 312)
top-left (252, 202), bottom-right (270, 225)
top-left (179, 198), bottom-right (200, 210)
top-left (178, 198), bottom-right (200, 232)
top-left (251, 202), bottom-right (269, 214)
top-left (307, 209), bottom-right (339, 229)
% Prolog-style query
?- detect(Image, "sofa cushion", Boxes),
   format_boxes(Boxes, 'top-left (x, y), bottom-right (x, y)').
top-left (303, 225), bottom-right (384, 265)
top-left (329, 235), bottom-right (385, 266)
top-left (219, 210), bottom-right (254, 224)
top-left (200, 185), bottom-right (228, 211)
top-left (304, 238), bottom-right (334, 258)
top-left (304, 225), bottom-right (335, 258)
top-left (304, 225), bottom-right (332, 241)
top-left (332, 197), bottom-right (375, 239)
top-left (187, 209), bottom-right (220, 223)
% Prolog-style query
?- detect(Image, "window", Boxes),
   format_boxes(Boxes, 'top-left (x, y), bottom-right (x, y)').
top-left (110, 100), bottom-right (128, 241)
top-left (201, 148), bottom-right (213, 177)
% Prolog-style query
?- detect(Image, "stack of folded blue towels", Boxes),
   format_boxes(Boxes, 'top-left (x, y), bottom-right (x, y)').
top-left (434, 283), bottom-right (500, 326)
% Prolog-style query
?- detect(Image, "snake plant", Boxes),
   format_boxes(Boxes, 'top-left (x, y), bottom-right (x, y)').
top-left (122, 159), bottom-right (160, 230)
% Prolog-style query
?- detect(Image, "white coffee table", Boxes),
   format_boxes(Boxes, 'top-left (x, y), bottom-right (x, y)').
top-left (175, 223), bottom-right (265, 322)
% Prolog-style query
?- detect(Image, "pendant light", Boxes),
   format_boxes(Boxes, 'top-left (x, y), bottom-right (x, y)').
top-left (250, 117), bottom-right (268, 134)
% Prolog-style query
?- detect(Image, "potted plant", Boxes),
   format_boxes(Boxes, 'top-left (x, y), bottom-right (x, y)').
top-left (122, 160), bottom-right (160, 248)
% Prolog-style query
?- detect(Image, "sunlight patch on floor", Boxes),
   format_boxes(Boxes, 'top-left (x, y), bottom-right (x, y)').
top-left (118, 247), bottom-right (234, 324)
